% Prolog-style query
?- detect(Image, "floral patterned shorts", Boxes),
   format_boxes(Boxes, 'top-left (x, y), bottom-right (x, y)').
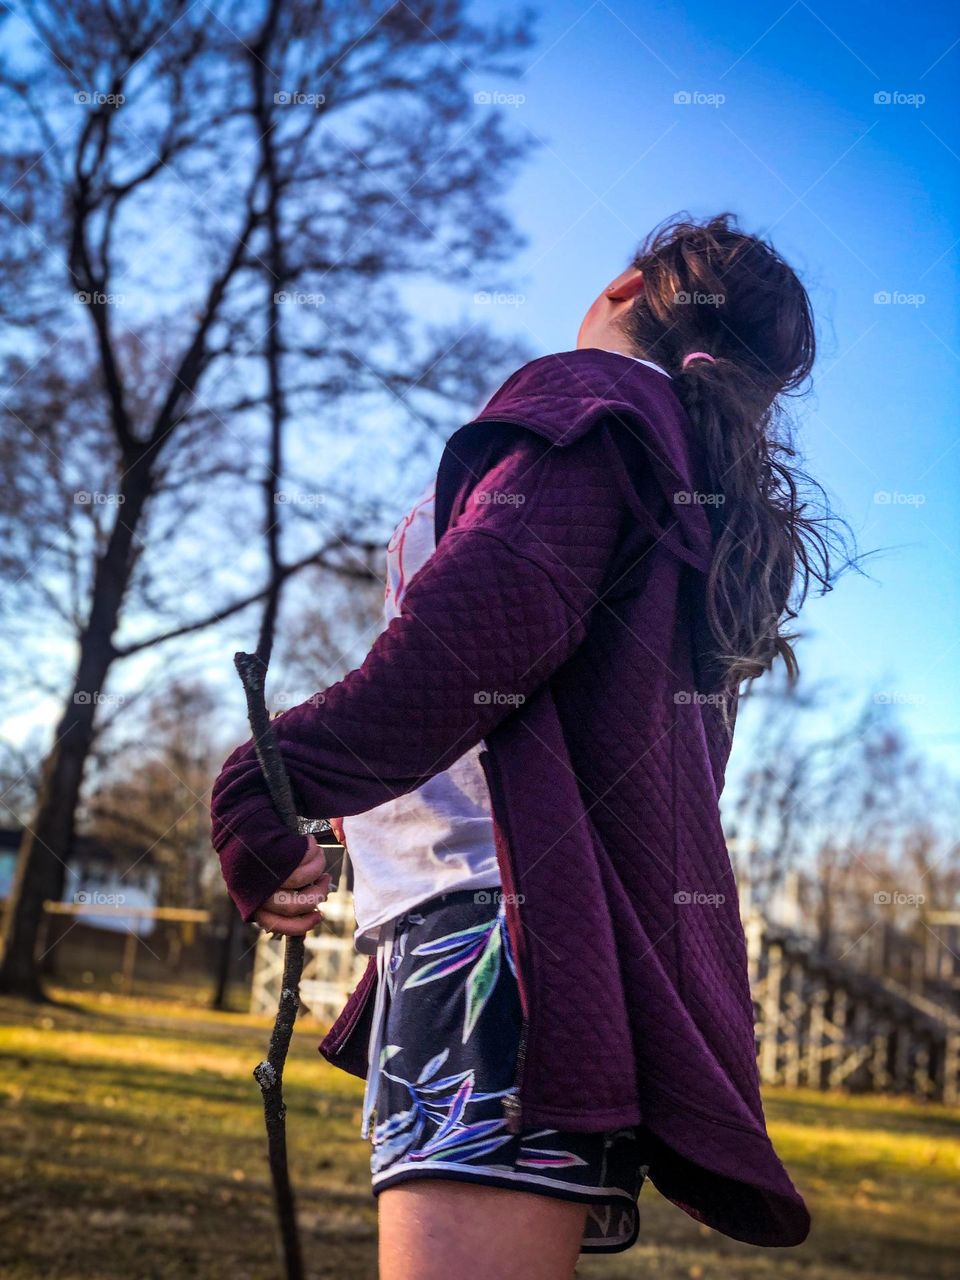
top-left (364, 887), bottom-right (650, 1253)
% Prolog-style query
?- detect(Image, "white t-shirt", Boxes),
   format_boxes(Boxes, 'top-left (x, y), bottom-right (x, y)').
top-left (342, 348), bottom-right (671, 949)
top-left (341, 481), bottom-right (502, 948)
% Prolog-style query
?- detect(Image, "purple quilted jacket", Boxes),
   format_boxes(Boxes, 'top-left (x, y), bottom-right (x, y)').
top-left (211, 347), bottom-right (810, 1247)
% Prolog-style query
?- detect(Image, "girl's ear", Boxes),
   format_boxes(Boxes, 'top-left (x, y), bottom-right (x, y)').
top-left (605, 270), bottom-right (645, 301)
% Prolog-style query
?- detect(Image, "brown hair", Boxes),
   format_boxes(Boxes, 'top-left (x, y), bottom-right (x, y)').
top-left (617, 211), bottom-right (853, 692)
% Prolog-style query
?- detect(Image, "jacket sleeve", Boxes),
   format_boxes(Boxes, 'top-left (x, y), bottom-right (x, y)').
top-left (211, 420), bottom-right (631, 921)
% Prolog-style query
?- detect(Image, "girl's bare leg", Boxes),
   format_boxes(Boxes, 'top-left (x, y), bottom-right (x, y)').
top-left (378, 1179), bottom-right (589, 1280)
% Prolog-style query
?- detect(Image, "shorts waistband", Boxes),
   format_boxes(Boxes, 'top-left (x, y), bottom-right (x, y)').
top-left (395, 885), bottom-right (502, 922)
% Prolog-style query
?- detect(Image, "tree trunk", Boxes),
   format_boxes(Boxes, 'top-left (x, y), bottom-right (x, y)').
top-left (211, 899), bottom-right (239, 1011)
top-left (0, 677), bottom-right (102, 994)
top-left (0, 465), bottom-right (150, 997)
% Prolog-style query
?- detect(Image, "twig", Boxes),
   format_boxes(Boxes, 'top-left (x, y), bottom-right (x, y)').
top-left (234, 648), bottom-right (308, 1280)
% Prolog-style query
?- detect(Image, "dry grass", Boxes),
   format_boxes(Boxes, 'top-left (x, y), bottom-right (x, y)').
top-left (1, 986), bottom-right (958, 1279)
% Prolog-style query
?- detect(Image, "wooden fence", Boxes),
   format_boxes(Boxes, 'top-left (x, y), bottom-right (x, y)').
top-left (745, 914), bottom-right (960, 1104)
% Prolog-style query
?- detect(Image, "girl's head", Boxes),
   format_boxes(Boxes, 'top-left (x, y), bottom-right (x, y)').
top-left (578, 211), bottom-right (847, 693)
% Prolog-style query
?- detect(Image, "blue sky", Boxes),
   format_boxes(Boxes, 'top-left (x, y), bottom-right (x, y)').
top-left (5, 2), bottom-right (957, 786)
top-left (452, 0), bottom-right (959, 769)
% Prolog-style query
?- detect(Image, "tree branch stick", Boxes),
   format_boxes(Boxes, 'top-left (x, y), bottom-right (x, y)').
top-left (234, 648), bottom-right (307, 1280)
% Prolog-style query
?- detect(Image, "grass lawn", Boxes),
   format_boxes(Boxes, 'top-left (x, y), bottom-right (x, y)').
top-left (1, 986), bottom-right (958, 1279)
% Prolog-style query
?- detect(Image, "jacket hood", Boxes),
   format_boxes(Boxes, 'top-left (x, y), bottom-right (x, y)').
top-left (437, 347), bottom-right (714, 574)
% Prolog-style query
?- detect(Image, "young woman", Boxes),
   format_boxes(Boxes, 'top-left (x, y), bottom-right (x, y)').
top-left (212, 213), bottom-right (842, 1279)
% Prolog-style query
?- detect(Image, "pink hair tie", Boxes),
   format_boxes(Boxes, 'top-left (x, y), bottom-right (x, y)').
top-left (682, 351), bottom-right (716, 369)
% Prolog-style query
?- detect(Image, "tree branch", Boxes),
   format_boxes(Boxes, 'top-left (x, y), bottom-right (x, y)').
top-left (112, 543), bottom-right (380, 660)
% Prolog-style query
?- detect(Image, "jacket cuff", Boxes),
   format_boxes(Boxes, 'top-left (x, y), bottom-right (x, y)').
top-left (213, 789), bottom-right (309, 923)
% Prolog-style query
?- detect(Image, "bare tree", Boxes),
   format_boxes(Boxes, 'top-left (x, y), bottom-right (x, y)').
top-left (0, 0), bottom-right (536, 996)
top-left (729, 677), bottom-right (960, 964)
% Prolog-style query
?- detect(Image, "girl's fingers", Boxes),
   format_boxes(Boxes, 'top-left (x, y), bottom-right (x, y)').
top-left (267, 877), bottom-right (331, 916)
top-left (255, 907), bottom-right (324, 936)
top-left (280, 836), bottom-right (327, 889)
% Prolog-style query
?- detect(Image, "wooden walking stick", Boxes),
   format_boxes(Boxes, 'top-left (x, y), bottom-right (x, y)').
top-left (232, 152), bottom-right (342, 1270)
top-left (234, 647), bottom-right (344, 1280)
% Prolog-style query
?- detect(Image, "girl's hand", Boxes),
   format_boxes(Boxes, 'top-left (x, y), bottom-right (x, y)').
top-left (254, 834), bottom-right (331, 936)
top-left (328, 816), bottom-right (347, 848)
